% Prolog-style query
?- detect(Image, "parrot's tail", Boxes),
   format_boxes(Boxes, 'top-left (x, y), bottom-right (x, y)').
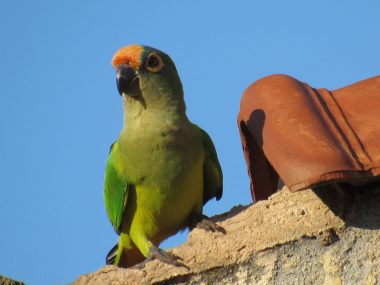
top-left (105, 242), bottom-right (146, 268)
top-left (106, 243), bottom-right (118, 265)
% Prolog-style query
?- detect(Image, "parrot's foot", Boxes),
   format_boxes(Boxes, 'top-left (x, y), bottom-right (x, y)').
top-left (189, 214), bottom-right (226, 234)
top-left (132, 246), bottom-right (188, 270)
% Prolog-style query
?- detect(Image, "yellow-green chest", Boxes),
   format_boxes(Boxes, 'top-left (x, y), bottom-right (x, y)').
top-left (116, 116), bottom-right (205, 240)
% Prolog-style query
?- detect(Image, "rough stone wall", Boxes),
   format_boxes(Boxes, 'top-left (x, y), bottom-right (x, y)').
top-left (71, 185), bottom-right (380, 285)
top-left (0, 275), bottom-right (25, 285)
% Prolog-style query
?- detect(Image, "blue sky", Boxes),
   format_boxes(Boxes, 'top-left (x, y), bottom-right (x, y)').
top-left (1, 1), bottom-right (379, 284)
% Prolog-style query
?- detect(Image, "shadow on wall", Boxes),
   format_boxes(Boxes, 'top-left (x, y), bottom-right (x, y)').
top-left (312, 182), bottom-right (380, 230)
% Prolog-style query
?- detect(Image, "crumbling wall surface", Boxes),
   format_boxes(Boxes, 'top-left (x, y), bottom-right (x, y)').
top-left (0, 275), bottom-right (25, 285)
top-left (71, 186), bottom-right (380, 285)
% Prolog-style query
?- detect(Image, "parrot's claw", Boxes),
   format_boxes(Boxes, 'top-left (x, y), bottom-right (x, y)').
top-left (132, 246), bottom-right (189, 270)
top-left (150, 247), bottom-right (188, 268)
top-left (130, 259), bottom-right (149, 270)
top-left (190, 214), bottom-right (226, 234)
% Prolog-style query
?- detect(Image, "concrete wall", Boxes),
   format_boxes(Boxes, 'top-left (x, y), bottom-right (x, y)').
top-left (71, 185), bottom-right (380, 285)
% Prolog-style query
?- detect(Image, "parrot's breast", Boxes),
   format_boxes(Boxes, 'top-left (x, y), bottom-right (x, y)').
top-left (118, 117), bottom-right (205, 242)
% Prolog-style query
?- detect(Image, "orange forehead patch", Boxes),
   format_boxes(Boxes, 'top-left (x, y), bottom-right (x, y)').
top-left (112, 45), bottom-right (144, 69)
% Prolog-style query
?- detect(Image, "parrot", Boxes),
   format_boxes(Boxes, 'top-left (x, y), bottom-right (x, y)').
top-left (104, 44), bottom-right (223, 268)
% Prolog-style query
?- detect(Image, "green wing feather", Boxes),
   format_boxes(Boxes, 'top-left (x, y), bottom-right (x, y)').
top-left (104, 141), bottom-right (129, 234)
top-left (196, 126), bottom-right (223, 204)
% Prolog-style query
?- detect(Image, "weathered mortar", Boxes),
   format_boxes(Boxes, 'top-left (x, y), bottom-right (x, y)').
top-left (71, 185), bottom-right (380, 285)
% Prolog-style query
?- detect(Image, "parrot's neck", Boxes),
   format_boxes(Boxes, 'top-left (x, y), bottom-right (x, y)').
top-left (121, 93), bottom-right (189, 136)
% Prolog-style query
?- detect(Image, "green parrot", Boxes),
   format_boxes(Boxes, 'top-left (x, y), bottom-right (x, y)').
top-left (104, 44), bottom-right (223, 268)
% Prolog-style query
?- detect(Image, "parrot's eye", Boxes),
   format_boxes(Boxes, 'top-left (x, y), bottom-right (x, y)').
top-left (146, 53), bottom-right (164, 72)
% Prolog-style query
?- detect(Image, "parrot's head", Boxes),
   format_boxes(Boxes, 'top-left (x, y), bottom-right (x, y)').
top-left (112, 44), bottom-right (185, 113)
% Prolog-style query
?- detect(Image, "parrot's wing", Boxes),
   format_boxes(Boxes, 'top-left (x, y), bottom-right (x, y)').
top-left (104, 141), bottom-right (129, 234)
top-left (109, 141), bottom-right (116, 154)
top-left (196, 126), bottom-right (223, 204)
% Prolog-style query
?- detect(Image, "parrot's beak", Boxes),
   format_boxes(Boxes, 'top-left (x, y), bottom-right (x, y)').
top-left (116, 64), bottom-right (139, 97)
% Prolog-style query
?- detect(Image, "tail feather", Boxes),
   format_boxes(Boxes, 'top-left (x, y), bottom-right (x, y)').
top-left (105, 242), bottom-right (146, 268)
top-left (106, 243), bottom-right (118, 265)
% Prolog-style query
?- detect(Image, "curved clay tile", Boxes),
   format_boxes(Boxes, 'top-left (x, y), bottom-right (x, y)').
top-left (238, 74), bottom-right (380, 202)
